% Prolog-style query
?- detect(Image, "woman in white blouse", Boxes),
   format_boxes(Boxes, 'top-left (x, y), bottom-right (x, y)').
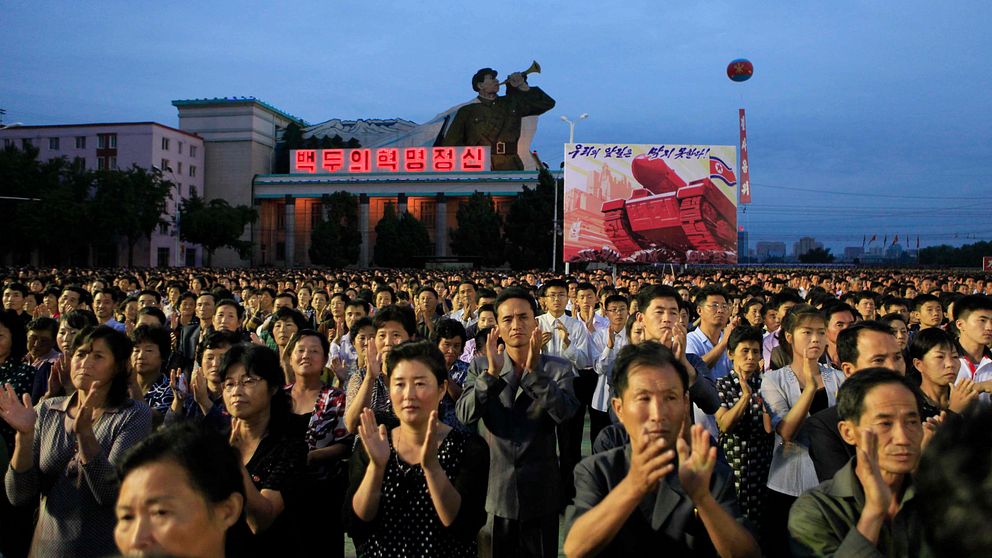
top-left (759, 304), bottom-right (845, 557)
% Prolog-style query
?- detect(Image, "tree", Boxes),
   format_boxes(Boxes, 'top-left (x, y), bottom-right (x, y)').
top-left (309, 191), bottom-right (361, 267)
top-left (919, 240), bottom-right (992, 267)
top-left (90, 165), bottom-right (173, 266)
top-left (799, 247), bottom-right (835, 264)
top-left (504, 167), bottom-right (558, 269)
top-left (179, 194), bottom-right (258, 266)
top-left (373, 204), bottom-right (432, 267)
top-left (450, 192), bottom-right (504, 266)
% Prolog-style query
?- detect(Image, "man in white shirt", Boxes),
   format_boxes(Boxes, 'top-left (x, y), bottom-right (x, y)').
top-left (446, 280), bottom-right (479, 328)
top-left (686, 285), bottom-right (737, 439)
top-left (953, 294), bottom-right (992, 404)
top-left (588, 294), bottom-right (631, 442)
top-left (538, 279), bottom-right (590, 512)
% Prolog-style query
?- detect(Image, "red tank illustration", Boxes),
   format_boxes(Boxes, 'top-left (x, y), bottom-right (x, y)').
top-left (601, 154), bottom-right (736, 259)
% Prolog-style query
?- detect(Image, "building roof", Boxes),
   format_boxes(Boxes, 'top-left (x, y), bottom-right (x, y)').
top-left (171, 97), bottom-right (306, 126)
top-left (0, 121), bottom-right (203, 140)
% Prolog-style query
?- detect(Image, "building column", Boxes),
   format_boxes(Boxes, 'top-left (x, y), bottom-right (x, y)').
top-left (397, 192), bottom-right (408, 214)
top-left (435, 193), bottom-right (448, 257)
top-left (284, 195), bottom-right (295, 268)
top-left (359, 194), bottom-right (370, 267)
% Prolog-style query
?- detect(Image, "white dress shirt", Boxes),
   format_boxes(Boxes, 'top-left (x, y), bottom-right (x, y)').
top-left (537, 312), bottom-right (591, 370)
top-left (590, 328), bottom-right (628, 411)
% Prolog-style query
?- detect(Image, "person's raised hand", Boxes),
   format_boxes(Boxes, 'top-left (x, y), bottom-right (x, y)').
top-left (677, 424), bottom-right (718, 502)
top-left (949, 379), bottom-right (979, 413)
top-left (922, 410), bottom-right (946, 451)
top-left (485, 328), bottom-right (503, 377)
top-left (358, 407), bottom-right (390, 469)
top-left (556, 320), bottom-right (571, 348)
top-left (419, 410), bottom-right (442, 471)
top-left (855, 428), bottom-right (894, 518)
top-left (626, 423), bottom-right (675, 497)
top-left (190, 367), bottom-right (210, 409)
top-left (168, 368), bottom-right (187, 401)
top-left (366, 342), bottom-right (381, 379)
top-left (0, 383), bottom-right (37, 434)
top-left (70, 381), bottom-right (103, 436)
top-left (524, 327), bottom-right (543, 374)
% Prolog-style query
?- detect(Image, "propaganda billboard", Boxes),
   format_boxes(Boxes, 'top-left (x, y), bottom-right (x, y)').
top-left (563, 144), bottom-right (738, 264)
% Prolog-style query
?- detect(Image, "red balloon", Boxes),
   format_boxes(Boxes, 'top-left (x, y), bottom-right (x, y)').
top-left (727, 59), bottom-right (753, 82)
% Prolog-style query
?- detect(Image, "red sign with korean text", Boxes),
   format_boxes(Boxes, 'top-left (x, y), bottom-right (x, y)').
top-left (739, 108), bottom-right (751, 204)
top-left (290, 147), bottom-right (490, 174)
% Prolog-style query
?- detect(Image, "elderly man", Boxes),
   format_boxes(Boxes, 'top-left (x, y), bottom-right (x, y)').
top-left (789, 369), bottom-right (929, 557)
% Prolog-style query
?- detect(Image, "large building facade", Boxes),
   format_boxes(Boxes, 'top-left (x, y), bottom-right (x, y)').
top-left (0, 122), bottom-right (204, 267)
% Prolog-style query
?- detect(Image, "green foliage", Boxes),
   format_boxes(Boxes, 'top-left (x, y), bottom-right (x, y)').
top-left (90, 165), bottom-right (173, 266)
top-left (919, 241), bottom-right (992, 267)
top-left (504, 167), bottom-right (559, 269)
top-left (798, 247), bottom-right (836, 264)
top-left (373, 204), bottom-right (432, 267)
top-left (309, 192), bottom-right (361, 267)
top-left (179, 194), bottom-right (258, 265)
top-left (450, 192), bottom-right (504, 266)
top-left (0, 147), bottom-right (172, 265)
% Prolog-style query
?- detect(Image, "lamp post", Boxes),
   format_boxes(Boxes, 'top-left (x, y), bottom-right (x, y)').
top-left (556, 114), bottom-right (588, 273)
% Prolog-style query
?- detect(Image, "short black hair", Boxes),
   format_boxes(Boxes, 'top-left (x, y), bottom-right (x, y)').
top-left (603, 294), bottom-right (628, 309)
top-left (384, 340), bottom-right (448, 385)
top-left (75, 325), bottom-right (132, 407)
top-left (26, 316), bottom-right (57, 337)
top-left (274, 291), bottom-right (298, 308)
top-left (575, 282), bottom-right (597, 295)
top-left (3, 282), bottom-right (28, 297)
top-left (837, 320), bottom-right (896, 366)
top-left (770, 290), bottom-right (804, 311)
top-left (130, 325), bottom-right (172, 369)
top-left (137, 289), bottom-right (162, 304)
top-left (137, 306), bottom-right (167, 327)
top-left (215, 299), bottom-right (245, 321)
top-left (373, 305), bottom-right (416, 337)
top-left (285, 329), bottom-right (330, 364)
top-left (119, 423), bottom-right (245, 508)
top-left (727, 325), bottom-right (763, 353)
top-left (835, 367), bottom-right (923, 423)
top-left (415, 286), bottom-right (438, 299)
top-left (195, 330), bottom-right (243, 367)
top-left (218, 344), bottom-right (289, 426)
top-left (613, 341), bottom-right (689, 398)
top-left (61, 309), bottom-right (97, 330)
top-left (822, 301), bottom-right (857, 322)
top-left (349, 316), bottom-right (374, 340)
top-left (540, 279), bottom-right (567, 296)
top-left (635, 285), bottom-right (682, 316)
top-left (917, 405), bottom-right (992, 557)
top-left (432, 318), bottom-right (467, 346)
top-left (694, 285), bottom-right (730, 308)
top-left (854, 291), bottom-right (877, 304)
top-left (909, 327), bottom-right (956, 365)
top-left (912, 293), bottom-right (941, 311)
top-left (471, 68), bottom-right (497, 92)
top-left (265, 307), bottom-right (307, 335)
top-left (495, 287), bottom-right (538, 317)
top-left (953, 294), bottom-right (992, 323)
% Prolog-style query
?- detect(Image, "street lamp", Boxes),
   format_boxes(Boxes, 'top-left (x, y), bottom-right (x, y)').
top-left (560, 113), bottom-right (588, 144)
top-left (555, 113), bottom-right (589, 273)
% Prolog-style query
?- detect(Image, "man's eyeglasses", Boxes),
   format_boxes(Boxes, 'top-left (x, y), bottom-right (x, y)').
top-left (222, 376), bottom-right (264, 392)
top-left (704, 303), bottom-right (729, 311)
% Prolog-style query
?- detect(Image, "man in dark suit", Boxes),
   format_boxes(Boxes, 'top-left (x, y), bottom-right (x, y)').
top-left (457, 288), bottom-right (579, 558)
top-left (807, 321), bottom-right (907, 482)
top-left (563, 341), bottom-right (759, 557)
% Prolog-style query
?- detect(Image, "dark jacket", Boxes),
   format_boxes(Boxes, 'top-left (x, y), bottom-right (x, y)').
top-left (807, 406), bottom-right (855, 482)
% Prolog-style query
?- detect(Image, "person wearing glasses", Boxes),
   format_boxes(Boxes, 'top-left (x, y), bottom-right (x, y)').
top-left (220, 343), bottom-right (307, 555)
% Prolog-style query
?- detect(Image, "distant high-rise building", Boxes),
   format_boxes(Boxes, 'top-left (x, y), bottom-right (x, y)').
top-left (793, 236), bottom-right (823, 258)
top-left (844, 246), bottom-right (865, 260)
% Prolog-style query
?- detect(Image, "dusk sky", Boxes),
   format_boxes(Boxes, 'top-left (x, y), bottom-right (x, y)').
top-left (3, 1), bottom-right (990, 254)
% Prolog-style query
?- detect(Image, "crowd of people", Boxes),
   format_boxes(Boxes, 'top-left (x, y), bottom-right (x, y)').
top-left (0, 266), bottom-right (988, 558)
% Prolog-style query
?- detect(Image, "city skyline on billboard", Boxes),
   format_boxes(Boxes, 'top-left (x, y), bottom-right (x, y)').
top-left (563, 143), bottom-right (738, 264)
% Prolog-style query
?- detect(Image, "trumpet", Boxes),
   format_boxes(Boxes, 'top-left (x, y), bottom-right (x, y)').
top-left (500, 60), bottom-right (541, 85)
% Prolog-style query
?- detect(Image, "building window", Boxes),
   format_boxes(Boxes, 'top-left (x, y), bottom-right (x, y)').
top-left (49, 137), bottom-right (59, 150)
top-left (97, 133), bottom-right (117, 149)
top-left (109, 156), bottom-right (117, 170)
top-left (73, 157), bottom-right (85, 170)
top-left (21, 138), bottom-right (32, 148)
top-left (177, 141), bottom-right (183, 154)
top-left (75, 136), bottom-right (86, 149)
top-left (3, 139), bottom-right (12, 148)
top-left (161, 137), bottom-right (170, 150)
top-left (97, 157), bottom-right (107, 171)
top-left (161, 159), bottom-right (170, 173)
top-left (156, 247), bottom-right (170, 268)
top-left (176, 161), bottom-right (183, 175)
top-left (189, 145), bottom-right (197, 158)
top-left (189, 165), bottom-right (196, 177)
top-left (419, 200), bottom-right (436, 226)
top-left (159, 223), bottom-right (169, 234)
top-left (310, 204), bottom-right (323, 228)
